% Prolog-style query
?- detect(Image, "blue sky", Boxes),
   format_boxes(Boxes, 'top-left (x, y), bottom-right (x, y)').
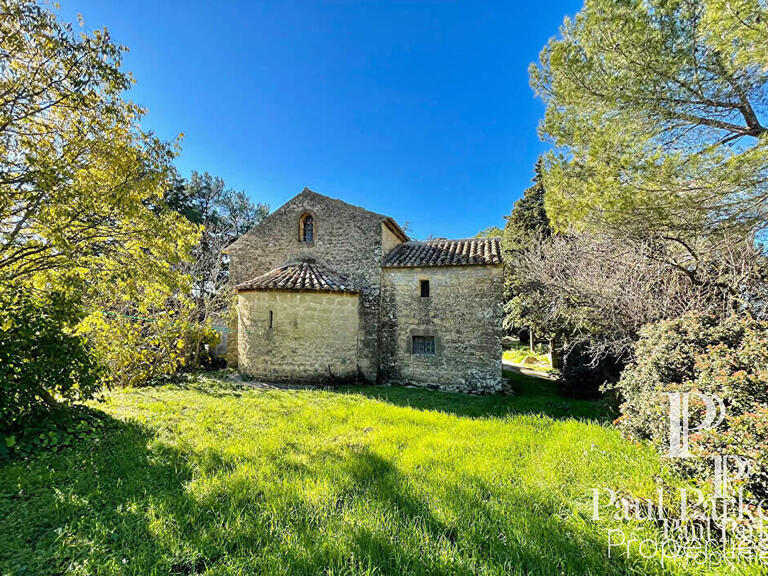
top-left (58, 1), bottom-right (581, 239)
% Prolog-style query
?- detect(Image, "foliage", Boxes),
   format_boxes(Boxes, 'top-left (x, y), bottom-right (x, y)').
top-left (81, 308), bottom-right (192, 388)
top-left (475, 225), bottom-right (503, 238)
top-left (527, 1), bottom-right (768, 398)
top-left (613, 313), bottom-right (768, 499)
top-left (0, 0), bottom-right (198, 284)
top-left (511, 234), bottom-right (767, 361)
top-left (502, 341), bottom-right (551, 370)
top-left (560, 343), bottom-right (624, 400)
top-left (0, 282), bottom-right (101, 430)
top-left (503, 159), bottom-right (552, 252)
top-left (165, 171), bottom-right (267, 362)
top-left (705, 407), bottom-right (768, 500)
top-left (166, 171), bottom-right (267, 241)
top-left (502, 160), bottom-right (554, 340)
top-left (190, 323), bottom-right (226, 370)
top-left (0, 1), bottom-right (206, 387)
top-left (505, 225), bottom-right (766, 397)
top-left (2, 375), bottom-right (740, 575)
top-left (0, 404), bottom-right (106, 461)
top-left (531, 0), bottom-right (768, 247)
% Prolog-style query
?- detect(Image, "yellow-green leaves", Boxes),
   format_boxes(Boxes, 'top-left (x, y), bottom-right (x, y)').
top-left (0, 0), bottom-right (203, 387)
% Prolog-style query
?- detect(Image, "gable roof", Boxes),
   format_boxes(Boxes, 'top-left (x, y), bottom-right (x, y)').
top-left (235, 259), bottom-right (359, 294)
top-left (383, 237), bottom-right (503, 268)
top-left (225, 188), bottom-right (408, 254)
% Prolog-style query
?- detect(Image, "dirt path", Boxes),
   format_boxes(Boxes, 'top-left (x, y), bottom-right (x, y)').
top-left (501, 361), bottom-right (557, 381)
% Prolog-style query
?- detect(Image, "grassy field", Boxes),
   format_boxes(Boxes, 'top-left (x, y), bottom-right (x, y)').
top-left (0, 372), bottom-right (760, 575)
top-left (502, 342), bottom-right (552, 371)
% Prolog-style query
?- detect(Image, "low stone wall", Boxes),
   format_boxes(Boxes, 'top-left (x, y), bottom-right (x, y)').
top-left (237, 290), bottom-right (360, 384)
top-left (379, 265), bottom-right (503, 393)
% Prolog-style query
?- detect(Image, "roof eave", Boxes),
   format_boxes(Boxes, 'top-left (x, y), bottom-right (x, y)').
top-left (383, 217), bottom-right (409, 243)
top-left (381, 262), bottom-right (504, 269)
top-left (235, 287), bottom-right (359, 295)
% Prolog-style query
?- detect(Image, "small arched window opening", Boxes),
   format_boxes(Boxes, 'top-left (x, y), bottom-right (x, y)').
top-left (300, 214), bottom-right (314, 243)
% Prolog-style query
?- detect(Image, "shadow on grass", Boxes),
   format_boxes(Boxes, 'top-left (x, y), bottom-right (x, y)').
top-left (168, 370), bottom-right (249, 397)
top-left (0, 404), bottom-right (662, 575)
top-left (0, 412), bottom-right (204, 574)
top-left (253, 441), bottom-right (652, 575)
top-left (335, 370), bottom-right (612, 422)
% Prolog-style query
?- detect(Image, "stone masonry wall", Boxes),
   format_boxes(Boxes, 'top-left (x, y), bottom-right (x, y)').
top-left (379, 265), bottom-right (504, 393)
top-left (227, 189), bottom-right (400, 381)
top-left (237, 290), bottom-right (360, 383)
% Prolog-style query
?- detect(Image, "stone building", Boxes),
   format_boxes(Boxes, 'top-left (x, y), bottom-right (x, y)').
top-left (226, 188), bottom-right (504, 393)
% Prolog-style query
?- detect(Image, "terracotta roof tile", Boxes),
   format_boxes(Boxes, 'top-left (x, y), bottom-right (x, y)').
top-left (383, 237), bottom-right (503, 268)
top-left (235, 260), bottom-right (359, 293)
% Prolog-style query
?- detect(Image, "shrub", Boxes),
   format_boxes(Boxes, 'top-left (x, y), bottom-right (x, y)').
top-left (82, 310), bottom-right (194, 388)
top-left (614, 313), bottom-right (768, 499)
top-left (0, 283), bottom-right (102, 430)
top-left (80, 306), bottom-right (223, 388)
top-left (187, 324), bottom-right (225, 370)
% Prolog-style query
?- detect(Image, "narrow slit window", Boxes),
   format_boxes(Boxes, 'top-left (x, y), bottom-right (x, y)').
top-left (412, 336), bottom-right (435, 355)
top-left (268, 310), bottom-right (273, 329)
top-left (301, 215), bottom-right (314, 242)
top-left (420, 279), bottom-right (430, 298)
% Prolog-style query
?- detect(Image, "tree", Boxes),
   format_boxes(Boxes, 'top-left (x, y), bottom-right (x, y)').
top-left (0, 0), bottom-right (198, 284)
top-left (165, 171), bottom-right (268, 362)
top-left (511, 229), bottom-right (768, 394)
top-left (531, 0), bottom-right (768, 250)
top-left (502, 160), bottom-right (554, 350)
top-left (503, 159), bottom-right (552, 252)
top-left (0, 282), bottom-right (101, 429)
top-left (475, 226), bottom-right (503, 238)
top-left (614, 313), bottom-right (768, 501)
top-left (0, 1), bottom-right (201, 390)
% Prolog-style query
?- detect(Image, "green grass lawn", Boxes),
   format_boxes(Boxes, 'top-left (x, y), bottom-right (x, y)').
top-left (502, 342), bottom-right (552, 372)
top-left (0, 372), bottom-right (760, 575)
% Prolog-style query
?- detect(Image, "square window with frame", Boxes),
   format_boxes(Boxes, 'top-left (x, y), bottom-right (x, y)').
top-left (412, 335), bottom-right (435, 355)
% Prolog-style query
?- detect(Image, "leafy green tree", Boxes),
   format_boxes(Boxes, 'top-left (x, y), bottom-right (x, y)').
top-left (475, 226), bottom-right (503, 238)
top-left (503, 159), bottom-right (552, 252)
top-left (0, 1), bottom-right (201, 389)
top-left (0, 283), bottom-right (101, 430)
top-left (531, 0), bottom-right (768, 246)
top-left (615, 313), bottom-right (768, 500)
top-left (0, 0), bottom-right (198, 284)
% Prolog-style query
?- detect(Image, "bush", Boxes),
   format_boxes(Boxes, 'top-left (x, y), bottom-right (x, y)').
top-left (82, 310), bottom-right (192, 388)
top-left (614, 313), bottom-right (768, 499)
top-left (0, 283), bottom-right (102, 430)
top-left (80, 307), bottom-right (224, 387)
top-left (187, 325), bottom-right (225, 370)
top-left (0, 404), bottom-right (107, 461)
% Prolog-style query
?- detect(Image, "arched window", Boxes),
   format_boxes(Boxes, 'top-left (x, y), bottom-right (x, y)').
top-left (300, 214), bottom-right (314, 243)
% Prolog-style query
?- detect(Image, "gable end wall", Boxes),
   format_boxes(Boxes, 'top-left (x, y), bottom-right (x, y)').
top-left (227, 192), bottom-right (393, 381)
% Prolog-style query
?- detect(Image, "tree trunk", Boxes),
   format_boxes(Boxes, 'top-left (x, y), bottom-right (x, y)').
top-left (529, 327), bottom-right (535, 353)
top-left (548, 338), bottom-right (562, 371)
